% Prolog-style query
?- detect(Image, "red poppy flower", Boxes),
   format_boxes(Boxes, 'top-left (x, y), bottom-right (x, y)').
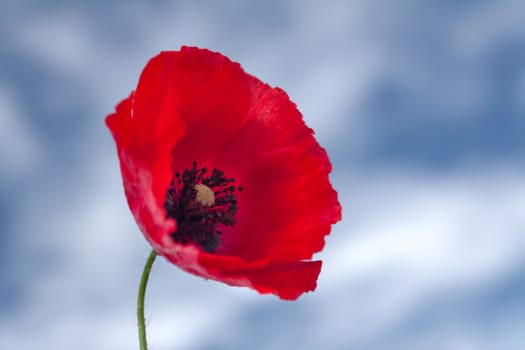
top-left (106, 46), bottom-right (341, 300)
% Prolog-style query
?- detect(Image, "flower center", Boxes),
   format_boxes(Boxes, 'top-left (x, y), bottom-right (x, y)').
top-left (194, 184), bottom-right (215, 207)
top-left (164, 162), bottom-right (240, 252)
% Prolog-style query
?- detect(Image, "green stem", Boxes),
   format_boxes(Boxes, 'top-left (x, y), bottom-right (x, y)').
top-left (137, 249), bottom-right (158, 350)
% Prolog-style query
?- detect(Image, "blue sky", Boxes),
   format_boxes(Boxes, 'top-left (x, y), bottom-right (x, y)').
top-left (1, 1), bottom-right (525, 349)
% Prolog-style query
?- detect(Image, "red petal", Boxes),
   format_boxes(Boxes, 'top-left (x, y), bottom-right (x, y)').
top-left (160, 244), bottom-right (322, 300)
top-left (114, 47), bottom-right (251, 167)
top-left (106, 47), bottom-right (253, 245)
top-left (211, 79), bottom-right (342, 262)
top-left (243, 260), bottom-right (322, 300)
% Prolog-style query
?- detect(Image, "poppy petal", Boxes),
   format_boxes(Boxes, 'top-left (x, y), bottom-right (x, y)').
top-left (159, 243), bottom-right (322, 300)
top-left (210, 79), bottom-right (342, 262)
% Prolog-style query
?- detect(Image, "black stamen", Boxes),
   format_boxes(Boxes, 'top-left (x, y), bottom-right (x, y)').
top-left (164, 162), bottom-right (239, 252)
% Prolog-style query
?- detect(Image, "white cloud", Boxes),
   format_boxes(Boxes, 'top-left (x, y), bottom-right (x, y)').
top-left (314, 166), bottom-right (525, 348)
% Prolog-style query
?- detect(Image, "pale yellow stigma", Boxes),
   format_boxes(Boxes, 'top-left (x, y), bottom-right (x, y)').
top-left (194, 184), bottom-right (215, 207)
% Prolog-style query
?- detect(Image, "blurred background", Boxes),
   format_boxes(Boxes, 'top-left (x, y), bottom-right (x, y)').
top-left (1, 1), bottom-right (524, 349)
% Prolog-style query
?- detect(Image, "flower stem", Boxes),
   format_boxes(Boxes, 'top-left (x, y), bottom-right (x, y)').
top-left (137, 249), bottom-right (158, 350)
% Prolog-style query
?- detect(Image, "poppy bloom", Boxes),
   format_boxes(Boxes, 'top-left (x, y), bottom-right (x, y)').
top-left (106, 46), bottom-right (341, 300)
